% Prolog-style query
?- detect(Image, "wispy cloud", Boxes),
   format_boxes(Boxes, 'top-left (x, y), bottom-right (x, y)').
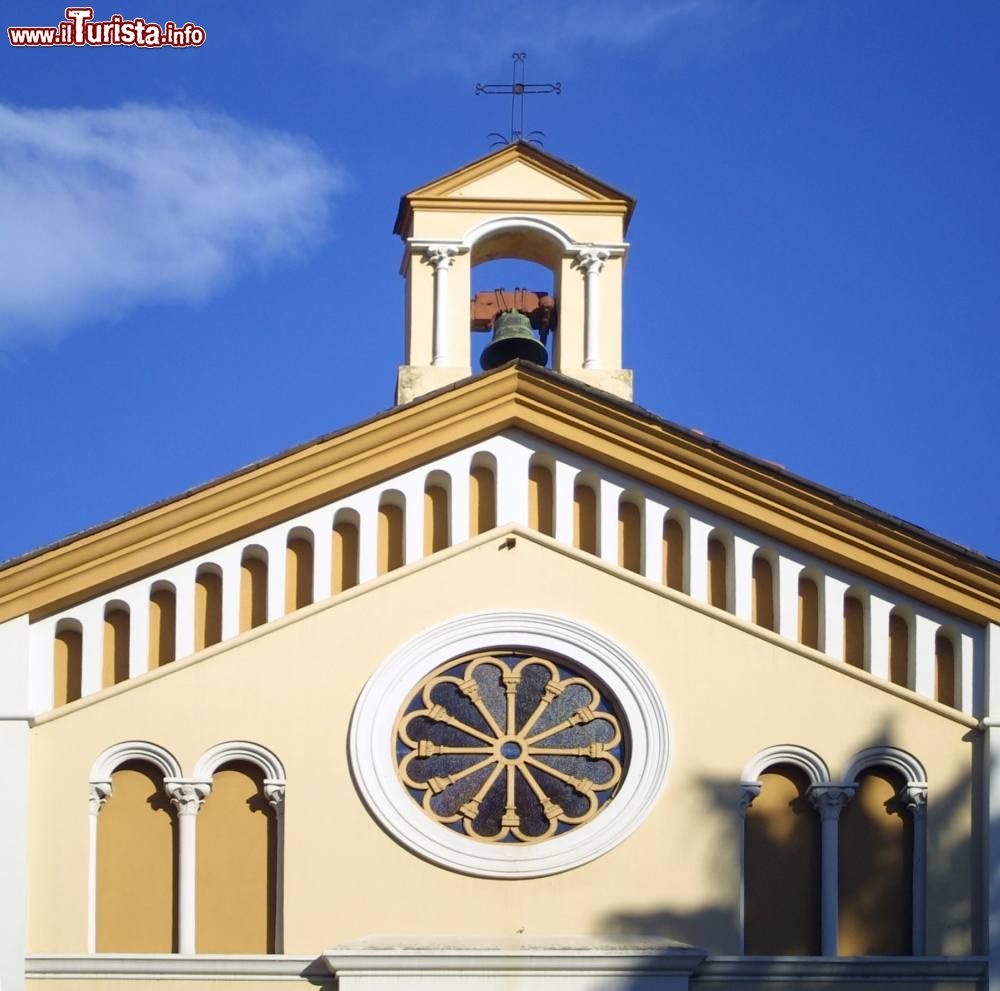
top-left (0, 103), bottom-right (345, 341)
top-left (327, 0), bottom-right (719, 75)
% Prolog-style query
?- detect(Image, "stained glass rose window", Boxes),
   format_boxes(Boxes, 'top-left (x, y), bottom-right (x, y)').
top-left (395, 651), bottom-right (626, 843)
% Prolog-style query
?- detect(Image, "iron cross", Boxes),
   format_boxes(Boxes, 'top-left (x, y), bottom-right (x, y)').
top-left (475, 52), bottom-right (561, 147)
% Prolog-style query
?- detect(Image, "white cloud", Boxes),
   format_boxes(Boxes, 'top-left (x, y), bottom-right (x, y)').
top-left (0, 103), bottom-right (345, 341)
top-left (328, 0), bottom-right (719, 75)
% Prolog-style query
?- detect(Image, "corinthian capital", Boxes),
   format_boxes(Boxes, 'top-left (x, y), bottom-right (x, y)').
top-left (425, 245), bottom-right (459, 271)
top-left (164, 779), bottom-right (212, 816)
top-left (902, 783), bottom-right (928, 820)
top-left (263, 781), bottom-right (286, 811)
top-left (89, 780), bottom-right (112, 816)
top-left (739, 781), bottom-right (762, 813)
top-left (808, 784), bottom-right (855, 820)
top-left (576, 247), bottom-right (610, 275)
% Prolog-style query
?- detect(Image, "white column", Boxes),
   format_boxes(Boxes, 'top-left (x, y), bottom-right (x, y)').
top-left (87, 781), bottom-right (111, 952)
top-left (312, 515), bottom-right (333, 604)
top-left (732, 536), bottom-right (756, 622)
top-left (552, 461), bottom-right (577, 546)
top-left (494, 442), bottom-right (532, 528)
top-left (912, 615), bottom-right (937, 699)
top-left (868, 594), bottom-right (892, 679)
top-left (809, 784), bottom-right (854, 956)
top-left (822, 576), bottom-right (849, 660)
top-left (577, 248), bottom-right (609, 369)
top-left (738, 782), bottom-right (762, 955)
top-left (78, 600), bottom-right (104, 697)
top-left (354, 491), bottom-right (380, 584)
top-left (400, 479), bottom-right (425, 566)
top-left (165, 780), bottom-right (211, 954)
top-left (904, 784), bottom-right (927, 955)
top-left (960, 631), bottom-right (976, 715)
top-left (687, 517), bottom-right (713, 603)
top-left (449, 458), bottom-right (472, 546)
top-left (426, 246), bottom-right (458, 367)
top-left (0, 616), bottom-right (30, 991)
top-left (265, 782), bottom-right (286, 954)
top-left (215, 546), bottom-right (242, 642)
top-left (172, 564), bottom-right (197, 661)
top-left (984, 624), bottom-right (1000, 990)
top-left (598, 479), bottom-right (623, 567)
top-left (777, 556), bottom-right (805, 640)
top-left (643, 498), bottom-right (668, 584)
top-left (127, 589), bottom-right (150, 679)
top-left (264, 534), bottom-right (288, 624)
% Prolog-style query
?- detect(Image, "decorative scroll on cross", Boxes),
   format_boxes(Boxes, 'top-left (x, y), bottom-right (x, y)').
top-left (396, 652), bottom-right (625, 843)
top-left (475, 52), bottom-right (561, 147)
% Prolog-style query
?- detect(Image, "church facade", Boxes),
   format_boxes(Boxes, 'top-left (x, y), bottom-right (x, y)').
top-left (1, 144), bottom-right (998, 991)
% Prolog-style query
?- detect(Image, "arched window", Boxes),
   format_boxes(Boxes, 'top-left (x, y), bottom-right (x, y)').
top-left (843, 594), bottom-right (865, 668)
top-left (285, 530), bottom-right (314, 613)
top-left (707, 535), bottom-right (728, 610)
top-left (469, 460), bottom-right (497, 536)
top-left (102, 605), bottom-right (130, 689)
top-left (528, 461), bottom-right (554, 536)
top-left (935, 633), bottom-right (956, 708)
top-left (194, 566), bottom-right (223, 651)
top-left (240, 549), bottom-right (268, 633)
top-left (377, 495), bottom-right (405, 575)
top-left (573, 481), bottom-right (597, 555)
top-left (331, 512), bottom-right (360, 593)
top-left (798, 575), bottom-right (820, 650)
top-left (662, 516), bottom-right (684, 592)
top-left (839, 766), bottom-right (913, 955)
top-left (53, 621), bottom-right (83, 707)
top-left (149, 584), bottom-right (176, 668)
top-left (96, 760), bottom-right (177, 952)
top-left (744, 763), bottom-right (821, 955)
top-left (889, 611), bottom-right (909, 688)
top-left (618, 498), bottom-right (641, 574)
top-left (751, 554), bottom-right (774, 631)
top-left (424, 479), bottom-right (450, 554)
top-left (196, 761), bottom-right (278, 953)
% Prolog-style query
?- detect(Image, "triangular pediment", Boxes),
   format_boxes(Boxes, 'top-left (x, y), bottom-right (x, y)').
top-left (394, 142), bottom-right (635, 236)
top-left (2, 363), bottom-right (998, 627)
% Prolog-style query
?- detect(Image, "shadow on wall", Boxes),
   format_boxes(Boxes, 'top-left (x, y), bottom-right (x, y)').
top-left (598, 717), bottom-right (981, 989)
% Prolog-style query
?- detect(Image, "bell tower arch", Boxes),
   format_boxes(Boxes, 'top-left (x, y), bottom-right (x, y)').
top-left (393, 142), bottom-right (635, 405)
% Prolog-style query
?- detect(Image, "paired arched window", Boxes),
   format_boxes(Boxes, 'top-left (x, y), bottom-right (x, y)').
top-left (618, 497), bottom-right (641, 574)
top-left (662, 516), bottom-right (685, 592)
top-left (707, 534), bottom-right (728, 610)
top-left (573, 479), bottom-right (598, 555)
top-left (149, 583), bottom-right (177, 668)
top-left (742, 746), bottom-right (924, 958)
top-left (751, 554), bottom-right (775, 631)
top-left (528, 460), bottom-right (554, 536)
top-left (424, 475), bottom-right (450, 554)
top-left (53, 620), bottom-right (83, 707)
top-left (194, 566), bottom-right (223, 651)
top-left (469, 457), bottom-right (497, 536)
top-left (91, 741), bottom-right (285, 955)
top-left (377, 493), bottom-right (405, 575)
top-left (240, 548), bottom-right (268, 632)
top-left (332, 511), bottom-right (360, 593)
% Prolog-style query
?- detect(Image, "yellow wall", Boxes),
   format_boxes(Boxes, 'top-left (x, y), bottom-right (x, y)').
top-left (27, 535), bottom-right (976, 956)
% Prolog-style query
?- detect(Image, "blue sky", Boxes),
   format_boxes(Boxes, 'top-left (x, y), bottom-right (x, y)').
top-left (2, 1), bottom-right (998, 565)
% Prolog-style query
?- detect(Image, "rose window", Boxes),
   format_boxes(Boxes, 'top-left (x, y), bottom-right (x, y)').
top-left (395, 651), bottom-right (626, 843)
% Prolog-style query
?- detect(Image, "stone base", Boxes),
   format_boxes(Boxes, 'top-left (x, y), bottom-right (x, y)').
top-left (396, 365), bottom-right (472, 405)
top-left (561, 367), bottom-right (634, 402)
top-left (324, 935), bottom-right (706, 991)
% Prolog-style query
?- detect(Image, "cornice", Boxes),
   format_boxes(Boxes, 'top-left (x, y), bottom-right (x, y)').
top-left (2, 364), bottom-right (999, 626)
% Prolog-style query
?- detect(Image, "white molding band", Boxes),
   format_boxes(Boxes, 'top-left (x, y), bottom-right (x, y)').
top-left (349, 610), bottom-right (670, 879)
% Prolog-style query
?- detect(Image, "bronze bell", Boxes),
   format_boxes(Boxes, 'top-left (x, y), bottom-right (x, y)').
top-left (480, 309), bottom-right (548, 370)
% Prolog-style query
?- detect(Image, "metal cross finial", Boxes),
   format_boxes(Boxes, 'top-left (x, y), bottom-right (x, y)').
top-left (475, 52), bottom-right (561, 148)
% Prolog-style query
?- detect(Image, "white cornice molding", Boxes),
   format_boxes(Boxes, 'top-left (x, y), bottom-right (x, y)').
top-left (89, 740), bottom-right (182, 782)
top-left (740, 744), bottom-right (831, 787)
top-left (193, 740), bottom-right (286, 783)
top-left (349, 609), bottom-right (670, 879)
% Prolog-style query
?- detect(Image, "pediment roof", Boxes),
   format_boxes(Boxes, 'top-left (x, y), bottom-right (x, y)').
top-left (393, 142), bottom-right (636, 237)
top-left (2, 362), bottom-right (999, 624)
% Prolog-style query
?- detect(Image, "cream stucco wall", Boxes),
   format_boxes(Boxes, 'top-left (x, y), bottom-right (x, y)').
top-left (27, 532), bottom-right (976, 957)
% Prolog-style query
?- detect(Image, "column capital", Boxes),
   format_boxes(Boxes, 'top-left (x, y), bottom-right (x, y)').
top-left (902, 783), bottom-right (928, 820)
top-left (424, 244), bottom-right (460, 271)
top-left (809, 784), bottom-right (855, 820)
top-left (164, 778), bottom-right (212, 816)
top-left (739, 781), bottom-right (762, 813)
top-left (575, 247), bottom-right (610, 275)
top-left (89, 779), bottom-right (112, 816)
top-left (264, 780), bottom-right (286, 811)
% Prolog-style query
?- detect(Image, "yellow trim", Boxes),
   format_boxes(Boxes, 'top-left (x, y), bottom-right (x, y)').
top-left (3, 366), bottom-right (999, 625)
top-left (30, 524), bottom-right (980, 730)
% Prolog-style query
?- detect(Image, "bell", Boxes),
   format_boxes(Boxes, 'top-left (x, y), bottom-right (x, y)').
top-left (480, 310), bottom-right (548, 370)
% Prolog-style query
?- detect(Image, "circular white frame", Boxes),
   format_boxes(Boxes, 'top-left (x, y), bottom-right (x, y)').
top-left (349, 610), bottom-right (670, 878)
